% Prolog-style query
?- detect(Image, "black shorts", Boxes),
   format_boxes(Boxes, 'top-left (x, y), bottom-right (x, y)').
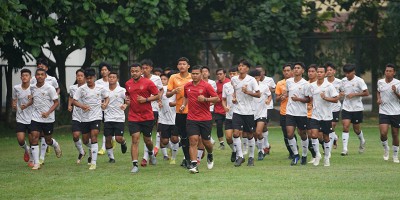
top-left (280, 114), bottom-right (286, 127)
top-left (214, 113), bottom-right (226, 122)
top-left (80, 120), bottom-right (101, 134)
top-left (159, 123), bottom-right (177, 138)
top-left (266, 109), bottom-right (273, 123)
top-left (153, 111), bottom-right (159, 122)
top-left (30, 120), bottom-right (54, 136)
top-left (104, 122), bottom-right (125, 137)
top-left (16, 122), bottom-right (31, 133)
top-left (128, 120), bottom-right (154, 137)
top-left (186, 120), bottom-right (212, 140)
top-left (224, 119), bottom-right (233, 130)
top-left (332, 111), bottom-right (340, 122)
top-left (255, 117), bottom-right (268, 124)
top-left (341, 110), bottom-right (363, 124)
top-left (379, 114), bottom-right (400, 128)
top-left (71, 120), bottom-right (81, 132)
top-left (306, 118), bottom-right (312, 130)
top-left (175, 113), bottom-right (188, 138)
top-left (286, 115), bottom-right (307, 130)
top-left (309, 119), bottom-right (332, 135)
top-left (232, 113), bottom-right (255, 133)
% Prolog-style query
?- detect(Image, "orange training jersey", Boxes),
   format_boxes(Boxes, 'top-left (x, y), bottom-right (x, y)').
top-left (167, 73), bottom-right (192, 114)
top-left (276, 79), bottom-right (288, 115)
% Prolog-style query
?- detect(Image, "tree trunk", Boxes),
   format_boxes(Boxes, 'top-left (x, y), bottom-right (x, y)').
top-left (0, 65), bottom-right (3, 121)
top-left (206, 40), bottom-right (224, 69)
top-left (5, 65), bottom-right (14, 126)
top-left (119, 60), bottom-right (129, 86)
top-left (82, 42), bottom-right (93, 69)
top-left (57, 61), bottom-right (69, 110)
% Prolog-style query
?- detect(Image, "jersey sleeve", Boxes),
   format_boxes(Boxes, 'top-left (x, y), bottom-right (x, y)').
top-left (121, 88), bottom-right (126, 100)
top-left (222, 84), bottom-right (227, 98)
top-left (155, 77), bottom-right (163, 90)
top-left (167, 75), bottom-right (175, 91)
top-left (49, 86), bottom-right (58, 100)
top-left (275, 81), bottom-right (282, 95)
top-left (69, 86), bottom-right (74, 97)
top-left (12, 86), bottom-right (17, 100)
top-left (52, 78), bottom-right (59, 89)
top-left (269, 79), bottom-right (276, 89)
top-left (265, 86), bottom-right (271, 97)
top-left (73, 87), bottom-right (81, 101)
top-left (207, 83), bottom-right (218, 97)
top-left (148, 81), bottom-right (159, 96)
top-left (101, 86), bottom-right (109, 99)
top-left (359, 78), bottom-right (368, 91)
top-left (251, 78), bottom-right (260, 92)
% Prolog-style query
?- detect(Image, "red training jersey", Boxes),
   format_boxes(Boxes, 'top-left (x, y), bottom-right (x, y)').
top-left (125, 77), bottom-right (159, 122)
top-left (184, 80), bottom-right (218, 121)
top-left (214, 78), bottom-right (230, 115)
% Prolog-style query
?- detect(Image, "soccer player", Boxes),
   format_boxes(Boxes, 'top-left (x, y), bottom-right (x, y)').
top-left (285, 62), bottom-right (311, 165)
top-left (73, 68), bottom-right (110, 170)
top-left (125, 63), bottom-right (160, 173)
top-left (166, 57), bottom-right (192, 168)
top-left (249, 70), bottom-right (271, 161)
top-left (255, 66), bottom-right (275, 155)
top-left (153, 68), bottom-right (163, 77)
top-left (231, 59), bottom-right (260, 167)
top-left (222, 67), bottom-right (239, 162)
top-left (141, 59), bottom-right (163, 166)
top-left (309, 65), bottom-right (339, 166)
top-left (377, 63), bottom-right (400, 163)
top-left (306, 64), bottom-right (318, 164)
top-left (201, 66), bottom-right (217, 146)
top-left (275, 63), bottom-right (295, 159)
top-left (214, 68), bottom-right (231, 150)
top-left (340, 64), bottom-right (369, 156)
top-left (103, 72), bottom-right (128, 163)
top-left (30, 68), bottom-right (62, 170)
top-left (12, 68), bottom-right (34, 167)
top-left (182, 65), bottom-right (219, 173)
top-left (67, 69), bottom-right (87, 164)
top-left (325, 62), bottom-right (341, 149)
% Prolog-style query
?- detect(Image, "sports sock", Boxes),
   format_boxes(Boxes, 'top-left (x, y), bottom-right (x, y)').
top-left (197, 149), bottom-right (204, 161)
top-left (393, 146), bottom-right (399, 158)
top-left (382, 140), bottom-right (389, 152)
top-left (31, 145), bottom-right (39, 165)
top-left (342, 132), bottom-right (349, 152)
top-left (40, 137), bottom-right (47, 161)
top-left (358, 130), bottom-right (365, 143)
top-left (143, 145), bottom-right (149, 161)
top-left (301, 139), bottom-right (308, 157)
top-left (257, 138), bottom-right (264, 153)
top-left (262, 131), bottom-right (270, 148)
top-left (233, 137), bottom-right (243, 158)
top-left (242, 138), bottom-right (248, 152)
top-left (161, 147), bottom-right (168, 157)
top-left (248, 137), bottom-right (255, 158)
top-left (132, 160), bottom-right (138, 167)
top-left (288, 138), bottom-right (298, 155)
top-left (229, 143), bottom-right (235, 152)
top-left (107, 148), bottom-right (114, 159)
top-left (20, 141), bottom-right (30, 153)
top-left (51, 139), bottom-right (59, 148)
top-left (324, 142), bottom-right (330, 159)
top-left (312, 139), bottom-right (320, 156)
top-left (308, 139), bottom-right (316, 158)
top-left (101, 135), bottom-right (106, 150)
top-left (219, 141), bottom-right (225, 146)
top-left (171, 142), bottom-right (179, 159)
top-left (75, 139), bottom-right (85, 155)
top-left (156, 132), bottom-right (161, 148)
top-left (91, 143), bottom-right (98, 165)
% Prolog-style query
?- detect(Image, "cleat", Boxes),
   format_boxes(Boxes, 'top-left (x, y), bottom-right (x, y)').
top-left (54, 144), bottom-right (62, 158)
top-left (46, 146), bottom-right (51, 155)
top-left (169, 158), bottom-right (176, 165)
top-left (234, 157), bottom-right (245, 167)
top-left (163, 156), bottom-right (169, 161)
top-left (247, 157), bottom-right (255, 166)
top-left (112, 139), bottom-right (117, 149)
top-left (383, 150), bottom-right (389, 161)
top-left (290, 155), bottom-right (300, 166)
top-left (28, 161), bottom-right (34, 168)
top-left (188, 165), bottom-right (199, 174)
top-left (394, 156), bottom-right (399, 163)
top-left (218, 145), bottom-right (225, 150)
top-left (301, 156), bottom-right (307, 165)
top-left (153, 147), bottom-right (159, 157)
top-left (121, 143), bottom-right (127, 154)
top-left (39, 159), bottom-right (44, 165)
top-left (180, 159), bottom-right (187, 168)
top-left (98, 149), bottom-right (105, 155)
top-left (308, 157), bottom-right (316, 164)
top-left (131, 166), bottom-right (139, 173)
top-left (207, 154), bottom-right (214, 169)
top-left (89, 164), bottom-right (96, 170)
top-left (263, 146), bottom-right (271, 155)
top-left (77, 152), bottom-right (85, 164)
top-left (341, 151), bottom-right (348, 156)
top-left (288, 154), bottom-right (294, 160)
top-left (230, 152), bottom-right (237, 162)
top-left (359, 141), bottom-right (366, 154)
top-left (109, 158), bottom-right (116, 163)
top-left (87, 157), bottom-right (92, 165)
top-left (24, 151), bottom-right (30, 162)
top-left (333, 139), bottom-right (338, 149)
top-left (324, 158), bottom-right (330, 167)
top-left (313, 153), bottom-right (321, 166)
top-left (32, 163), bottom-right (41, 170)
top-left (257, 151), bottom-right (264, 161)
top-left (141, 158), bottom-right (148, 167)
top-left (149, 155), bottom-right (157, 165)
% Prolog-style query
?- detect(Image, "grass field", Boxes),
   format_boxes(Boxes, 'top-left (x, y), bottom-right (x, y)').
top-left (0, 124), bottom-right (399, 199)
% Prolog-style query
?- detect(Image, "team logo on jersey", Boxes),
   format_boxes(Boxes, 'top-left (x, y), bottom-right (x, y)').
top-left (140, 85), bottom-right (144, 90)
top-left (199, 89), bottom-right (203, 93)
top-left (42, 93), bottom-right (45, 96)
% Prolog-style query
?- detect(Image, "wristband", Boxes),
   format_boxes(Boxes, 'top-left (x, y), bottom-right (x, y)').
top-left (146, 97), bottom-right (148, 102)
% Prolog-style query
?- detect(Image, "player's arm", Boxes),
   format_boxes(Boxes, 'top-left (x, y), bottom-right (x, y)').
top-left (265, 95), bottom-right (272, 105)
top-left (348, 89), bottom-right (369, 98)
top-left (68, 96), bottom-right (74, 112)
top-left (42, 99), bottom-right (59, 118)
top-left (377, 91), bottom-right (382, 104)
top-left (322, 95), bottom-right (339, 103)
top-left (244, 89), bottom-right (261, 98)
top-left (101, 97), bottom-right (110, 110)
top-left (166, 88), bottom-right (180, 98)
top-left (56, 88), bottom-right (60, 95)
top-left (72, 99), bottom-right (90, 111)
top-left (180, 96), bottom-right (187, 113)
top-left (291, 95), bottom-right (310, 103)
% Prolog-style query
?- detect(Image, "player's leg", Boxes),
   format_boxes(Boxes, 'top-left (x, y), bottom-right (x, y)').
top-left (187, 120), bottom-right (200, 173)
top-left (29, 129), bottom-right (41, 170)
top-left (352, 113), bottom-right (365, 154)
top-left (72, 120), bottom-right (85, 164)
top-left (16, 123), bottom-right (30, 163)
top-left (104, 122), bottom-right (115, 163)
top-left (379, 114), bottom-right (390, 161)
top-left (390, 115), bottom-right (399, 163)
top-left (142, 121), bottom-right (156, 165)
top-left (225, 119), bottom-right (236, 162)
top-left (321, 121), bottom-right (332, 167)
top-left (88, 121), bottom-right (100, 170)
top-left (281, 114), bottom-right (294, 159)
top-left (114, 122), bottom-right (127, 154)
top-left (262, 121), bottom-right (270, 155)
top-left (341, 110), bottom-right (351, 155)
top-left (201, 120), bottom-right (214, 170)
top-left (232, 114), bottom-right (245, 166)
top-left (286, 115), bottom-right (299, 165)
top-left (170, 130), bottom-right (180, 164)
top-left (255, 120), bottom-right (265, 161)
top-left (215, 114), bottom-right (225, 149)
top-left (43, 123), bottom-right (61, 159)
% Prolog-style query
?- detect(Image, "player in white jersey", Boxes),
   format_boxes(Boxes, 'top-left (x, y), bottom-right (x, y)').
top-left (325, 62), bottom-right (341, 149)
top-left (306, 64), bottom-right (318, 164)
top-left (231, 59), bottom-right (261, 167)
top-left (12, 69), bottom-right (34, 167)
top-left (29, 68), bottom-right (62, 170)
top-left (103, 72), bottom-right (128, 163)
top-left (249, 70), bottom-right (271, 161)
top-left (222, 67), bottom-right (239, 162)
top-left (309, 65), bottom-right (339, 167)
top-left (340, 64), bottom-right (369, 156)
top-left (255, 66), bottom-right (275, 155)
top-left (141, 59), bottom-right (164, 166)
top-left (158, 73), bottom-right (179, 163)
top-left (68, 69), bottom-right (87, 164)
top-left (377, 64), bottom-right (400, 163)
top-left (73, 68), bottom-right (110, 170)
top-left (285, 62), bottom-right (311, 166)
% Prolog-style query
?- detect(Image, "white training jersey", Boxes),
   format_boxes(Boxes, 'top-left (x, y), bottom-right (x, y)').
top-left (222, 82), bottom-right (235, 119)
top-left (31, 75), bottom-right (59, 89)
top-left (69, 84), bottom-right (84, 122)
top-left (260, 76), bottom-right (276, 109)
top-left (12, 84), bottom-right (33, 124)
top-left (254, 83), bottom-right (271, 120)
top-left (231, 75), bottom-right (259, 115)
top-left (104, 86), bottom-right (126, 122)
top-left (286, 77), bottom-right (310, 117)
top-left (377, 78), bottom-right (400, 115)
top-left (158, 86), bottom-right (176, 125)
top-left (325, 77), bottom-right (342, 112)
top-left (73, 84), bottom-right (109, 122)
top-left (208, 79), bottom-right (217, 112)
top-left (30, 83), bottom-right (58, 123)
top-left (340, 76), bottom-right (368, 112)
top-left (309, 80), bottom-right (339, 121)
top-left (143, 74), bottom-right (163, 112)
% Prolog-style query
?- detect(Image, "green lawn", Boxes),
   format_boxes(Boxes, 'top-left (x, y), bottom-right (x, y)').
top-left (0, 125), bottom-right (399, 200)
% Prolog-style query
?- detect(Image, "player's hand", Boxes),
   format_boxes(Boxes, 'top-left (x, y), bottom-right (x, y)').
top-left (137, 95), bottom-right (146, 103)
top-left (12, 102), bottom-right (17, 110)
top-left (346, 93), bottom-right (355, 99)
top-left (392, 85), bottom-right (397, 92)
top-left (291, 94), bottom-right (299, 101)
top-left (198, 95), bottom-right (206, 102)
top-left (158, 101), bottom-right (163, 109)
top-left (320, 91), bottom-right (326, 100)
top-left (125, 97), bottom-right (130, 104)
top-left (68, 105), bottom-right (73, 112)
top-left (232, 97), bottom-right (238, 104)
top-left (120, 104), bottom-right (127, 111)
top-left (377, 98), bottom-right (382, 105)
top-left (224, 106), bottom-right (230, 112)
top-left (101, 102), bottom-right (107, 110)
top-left (41, 112), bottom-right (49, 118)
top-left (265, 99), bottom-right (271, 105)
top-left (179, 105), bottom-right (186, 113)
top-left (339, 92), bottom-right (345, 98)
top-left (242, 85), bottom-right (248, 94)
top-left (81, 104), bottom-right (91, 112)
top-left (173, 87), bottom-right (182, 94)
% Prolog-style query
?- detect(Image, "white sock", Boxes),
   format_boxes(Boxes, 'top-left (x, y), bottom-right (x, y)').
top-left (242, 138), bottom-right (248, 151)
top-left (210, 137), bottom-right (215, 144)
top-left (171, 142), bottom-right (179, 159)
top-left (31, 145), bottom-right (39, 165)
top-left (382, 140), bottom-right (389, 152)
top-left (312, 139), bottom-right (320, 156)
top-left (102, 135), bottom-right (106, 150)
top-left (229, 143), bottom-right (235, 152)
top-left (257, 139), bottom-right (264, 153)
top-left (324, 142), bottom-right (331, 159)
top-left (161, 147), bottom-right (168, 157)
top-left (262, 131), bottom-right (270, 148)
top-left (143, 145), bottom-right (149, 161)
top-left (197, 149), bottom-right (204, 161)
top-left (288, 138), bottom-right (298, 155)
top-left (342, 132), bottom-right (349, 152)
top-left (358, 131), bottom-right (365, 143)
top-left (107, 148), bottom-right (114, 159)
top-left (40, 137), bottom-right (47, 160)
top-left (91, 143), bottom-right (98, 165)
top-left (329, 132), bottom-right (335, 149)
top-left (51, 139), bottom-right (59, 148)
top-left (333, 132), bottom-right (338, 140)
top-left (75, 139), bottom-right (85, 155)
top-left (248, 137), bottom-right (255, 158)
top-left (20, 141), bottom-right (30, 153)
top-left (301, 139), bottom-right (308, 157)
top-left (393, 146), bottom-right (399, 158)
top-left (156, 132), bottom-right (161, 148)
top-left (233, 137), bottom-right (243, 158)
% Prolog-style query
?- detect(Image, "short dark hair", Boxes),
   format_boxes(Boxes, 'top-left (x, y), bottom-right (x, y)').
top-left (99, 62), bottom-right (112, 71)
top-left (177, 57), bottom-right (190, 65)
top-left (130, 63), bottom-right (141, 69)
top-left (248, 69), bottom-right (261, 77)
top-left (255, 65), bottom-right (265, 72)
top-left (386, 63), bottom-right (396, 71)
top-left (36, 58), bottom-right (48, 67)
top-left (216, 68), bottom-right (226, 74)
top-left (21, 68), bottom-right (31, 76)
top-left (153, 68), bottom-right (163, 73)
top-left (317, 65), bottom-right (327, 71)
top-left (229, 66), bottom-right (238, 73)
top-left (84, 68), bottom-right (96, 77)
top-left (160, 73), bottom-right (168, 79)
top-left (167, 71), bottom-right (176, 78)
top-left (141, 59), bottom-right (153, 67)
top-left (201, 66), bottom-right (210, 72)
top-left (35, 68), bottom-right (46, 75)
top-left (109, 71), bottom-right (119, 78)
top-left (308, 64), bottom-right (318, 71)
top-left (191, 65), bottom-right (202, 72)
top-left (283, 63), bottom-right (292, 70)
top-left (293, 62), bottom-right (305, 69)
top-left (325, 62), bottom-right (336, 70)
top-left (343, 64), bottom-right (356, 73)
top-left (76, 69), bottom-right (84, 75)
top-left (164, 67), bottom-right (171, 71)
top-left (239, 59), bottom-right (251, 68)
